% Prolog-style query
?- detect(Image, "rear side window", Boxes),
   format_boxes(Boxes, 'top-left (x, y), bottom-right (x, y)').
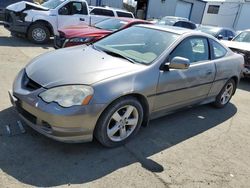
top-left (174, 21), bottom-right (183, 27)
top-left (211, 40), bottom-right (227, 59)
top-left (90, 8), bottom-right (102, 15)
top-left (183, 22), bottom-right (196, 29)
top-left (116, 11), bottom-right (133, 18)
top-left (174, 21), bottom-right (196, 30)
top-left (90, 8), bottom-right (115, 17)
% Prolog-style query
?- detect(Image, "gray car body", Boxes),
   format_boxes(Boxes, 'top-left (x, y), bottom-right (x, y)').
top-left (11, 25), bottom-right (244, 143)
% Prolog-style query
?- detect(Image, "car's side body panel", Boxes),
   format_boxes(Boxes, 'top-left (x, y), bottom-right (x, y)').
top-left (154, 61), bottom-right (216, 112)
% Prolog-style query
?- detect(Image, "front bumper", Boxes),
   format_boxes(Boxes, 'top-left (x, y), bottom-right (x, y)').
top-left (10, 70), bottom-right (106, 143)
top-left (54, 35), bottom-right (67, 49)
top-left (3, 9), bottom-right (30, 34)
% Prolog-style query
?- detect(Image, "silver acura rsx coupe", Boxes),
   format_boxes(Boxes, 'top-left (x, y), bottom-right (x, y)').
top-left (9, 25), bottom-right (244, 147)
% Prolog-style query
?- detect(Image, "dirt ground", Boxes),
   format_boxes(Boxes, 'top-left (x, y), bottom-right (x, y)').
top-left (0, 25), bottom-right (250, 188)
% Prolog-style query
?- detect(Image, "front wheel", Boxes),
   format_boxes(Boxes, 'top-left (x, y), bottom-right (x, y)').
top-left (212, 79), bottom-right (236, 108)
top-left (95, 97), bottom-right (144, 147)
top-left (28, 23), bottom-right (50, 44)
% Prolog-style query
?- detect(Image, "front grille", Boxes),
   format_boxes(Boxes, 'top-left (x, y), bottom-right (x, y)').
top-left (16, 101), bottom-right (37, 124)
top-left (22, 72), bottom-right (42, 91)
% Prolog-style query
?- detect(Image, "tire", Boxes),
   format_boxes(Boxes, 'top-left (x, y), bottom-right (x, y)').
top-left (212, 79), bottom-right (236, 108)
top-left (95, 97), bottom-right (144, 147)
top-left (28, 23), bottom-right (50, 44)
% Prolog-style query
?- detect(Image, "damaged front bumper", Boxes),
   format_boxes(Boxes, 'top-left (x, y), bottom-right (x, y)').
top-left (3, 9), bottom-right (31, 34)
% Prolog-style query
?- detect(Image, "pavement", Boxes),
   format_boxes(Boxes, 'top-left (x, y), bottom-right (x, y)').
top-left (0, 25), bottom-right (250, 188)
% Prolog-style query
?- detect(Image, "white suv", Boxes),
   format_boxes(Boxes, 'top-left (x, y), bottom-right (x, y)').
top-left (90, 6), bottom-right (134, 19)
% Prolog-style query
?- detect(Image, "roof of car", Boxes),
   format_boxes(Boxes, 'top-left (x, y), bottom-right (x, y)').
top-left (109, 17), bottom-right (151, 23)
top-left (197, 25), bottom-right (235, 32)
top-left (138, 24), bottom-right (198, 35)
top-left (91, 6), bottom-right (133, 13)
top-left (161, 16), bottom-right (189, 21)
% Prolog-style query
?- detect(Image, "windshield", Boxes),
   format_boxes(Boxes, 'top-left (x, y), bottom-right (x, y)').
top-left (94, 26), bottom-right (179, 65)
top-left (233, 31), bottom-right (250, 43)
top-left (196, 26), bottom-right (219, 36)
top-left (42, 0), bottom-right (65, 9)
top-left (94, 18), bottom-right (128, 31)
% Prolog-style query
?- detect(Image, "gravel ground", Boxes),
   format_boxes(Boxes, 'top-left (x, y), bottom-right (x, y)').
top-left (0, 25), bottom-right (250, 188)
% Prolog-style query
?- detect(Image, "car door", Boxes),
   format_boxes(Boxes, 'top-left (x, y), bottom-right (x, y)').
top-left (57, 1), bottom-right (89, 30)
top-left (154, 36), bottom-right (216, 111)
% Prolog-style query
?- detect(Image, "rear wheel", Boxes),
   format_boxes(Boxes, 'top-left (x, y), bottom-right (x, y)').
top-left (212, 79), bottom-right (236, 108)
top-left (95, 97), bottom-right (143, 147)
top-left (28, 23), bottom-right (50, 44)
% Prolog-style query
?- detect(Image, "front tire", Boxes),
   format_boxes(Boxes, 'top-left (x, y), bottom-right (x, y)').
top-left (28, 23), bottom-right (50, 44)
top-left (213, 79), bottom-right (236, 108)
top-left (95, 97), bottom-right (144, 147)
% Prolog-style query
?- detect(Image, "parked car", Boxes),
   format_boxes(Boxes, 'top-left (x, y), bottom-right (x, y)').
top-left (54, 17), bottom-right (150, 48)
top-left (157, 16), bottom-right (196, 30)
top-left (3, 0), bottom-right (126, 44)
top-left (9, 25), bottom-right (243, 147)
top-left (222, 30), bottom-right (250, 77)
top-left (196, 25), bottom-right (236, 40)
top-left (90, 6), bottom-right (134, 18)
top-left (0, 0), bottom-right (33, 22)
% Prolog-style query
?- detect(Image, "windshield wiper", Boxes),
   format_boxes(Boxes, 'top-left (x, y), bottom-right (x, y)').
top-left (101, 49), bottom-right (138, 64)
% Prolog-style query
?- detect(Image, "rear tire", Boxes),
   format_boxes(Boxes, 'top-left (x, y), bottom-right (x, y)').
top-left (212, 79), bottom-right (236, 108)
top-left (95, 97), bottom-right (144, 148)
top-left (28, 23), bottom-right (50, 44)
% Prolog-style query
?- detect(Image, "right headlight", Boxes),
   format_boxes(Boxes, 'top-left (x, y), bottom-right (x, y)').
top-left (39, 85), bottom-right (94, 108)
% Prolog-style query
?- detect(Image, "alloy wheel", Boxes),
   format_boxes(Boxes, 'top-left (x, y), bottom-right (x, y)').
top-left (107, 105), bottom-right (139, 142)
top-left (220, 82), bottom-right (234, 105)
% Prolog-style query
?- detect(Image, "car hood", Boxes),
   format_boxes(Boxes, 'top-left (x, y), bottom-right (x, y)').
top-left (59, 25), bottom-right (111, 38)
top-left (25, 46), bottom-right (143, 88)
top-left (222, 40), bottom-right (250, 51)
top-left (6, 1), bottom-right (48, 12)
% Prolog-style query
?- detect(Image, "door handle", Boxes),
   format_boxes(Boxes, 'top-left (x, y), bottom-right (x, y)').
top-left (79, 18), bottom-right (85, 21)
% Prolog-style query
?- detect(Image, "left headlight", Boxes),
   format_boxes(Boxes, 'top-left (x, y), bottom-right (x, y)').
top-left (69, 37), bottom-right (95, 43)
top-left (39, 85), bottom-right (94, 108)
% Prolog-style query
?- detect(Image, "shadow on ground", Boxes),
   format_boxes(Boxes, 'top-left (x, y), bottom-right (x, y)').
top-left (0, 36), bottom-right (53, 48)
top-left (238, 78), bottom-right (250, 92)
top-left (0, 104), bottom-right (237, 186)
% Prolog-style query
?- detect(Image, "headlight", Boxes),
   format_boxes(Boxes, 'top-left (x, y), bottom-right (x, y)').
top-left (39, 85), bottom-right (94, 107)
top-left (69, 37), bottom-right (94, 43)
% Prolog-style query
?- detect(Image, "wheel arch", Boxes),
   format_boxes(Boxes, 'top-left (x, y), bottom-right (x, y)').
top-left (28, 20), bottom-right (54, 37)
top-left (97, 93), bottom-right (150, 129)
top-left (230, 76), bottom-right (239, 95)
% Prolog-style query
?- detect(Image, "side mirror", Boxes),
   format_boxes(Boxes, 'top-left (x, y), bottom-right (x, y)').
top-left (228, 36), bottom-right (234, 41)
top-left (217, 34), bottom-right (223, 40)
top-left (59, 7), bottom-right (69, 15)
top-left (168, 57), bottom-right (190, 70)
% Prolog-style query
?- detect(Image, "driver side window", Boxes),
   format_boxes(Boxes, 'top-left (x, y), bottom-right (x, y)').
top-left (59, 2), bottom-right (88, 15)
top-left (169, 37), bottom-right (209, 63)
